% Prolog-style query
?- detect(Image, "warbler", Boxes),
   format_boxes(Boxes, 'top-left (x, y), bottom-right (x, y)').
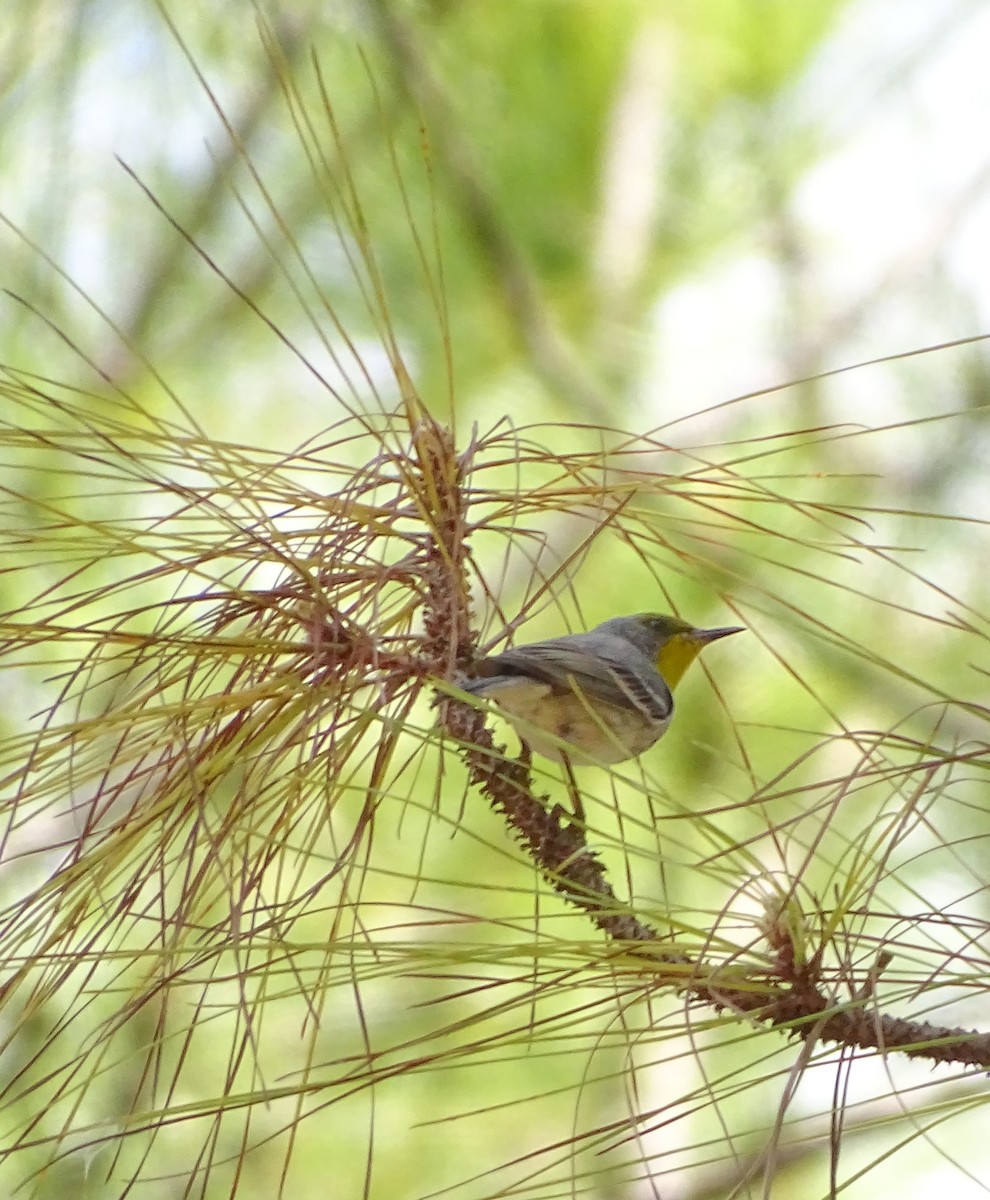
top-left (462, 613), bottom-right (742, 766)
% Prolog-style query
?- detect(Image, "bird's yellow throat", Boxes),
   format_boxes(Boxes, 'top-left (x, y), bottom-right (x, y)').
top-left (655, 632), bottom-right (707, 689)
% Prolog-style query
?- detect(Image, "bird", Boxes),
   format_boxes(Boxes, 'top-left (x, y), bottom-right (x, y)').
top-left (461, 613), bottom-right (742, 770)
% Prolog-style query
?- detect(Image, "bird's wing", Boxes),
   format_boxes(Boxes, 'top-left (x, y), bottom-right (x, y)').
top-left (476, 637), bottom-right (673, 723)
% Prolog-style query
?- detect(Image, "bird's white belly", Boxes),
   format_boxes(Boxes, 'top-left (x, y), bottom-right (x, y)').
top-left (481, 678), bottom-right (670, 764)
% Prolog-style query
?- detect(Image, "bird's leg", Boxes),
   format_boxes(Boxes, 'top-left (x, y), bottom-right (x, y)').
top-left (562, 754), bottom-right (585, 826)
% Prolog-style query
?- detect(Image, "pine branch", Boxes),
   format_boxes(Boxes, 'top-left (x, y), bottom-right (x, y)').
top-left (416, 409), bottom-right (990, 1073)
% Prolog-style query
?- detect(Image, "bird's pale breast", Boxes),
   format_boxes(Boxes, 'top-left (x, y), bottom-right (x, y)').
top-left (471, 676), bottom-right (670, 764)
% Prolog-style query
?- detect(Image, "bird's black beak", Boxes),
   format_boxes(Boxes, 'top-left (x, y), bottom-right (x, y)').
top-left (694, 625), bottom-right (745, 644)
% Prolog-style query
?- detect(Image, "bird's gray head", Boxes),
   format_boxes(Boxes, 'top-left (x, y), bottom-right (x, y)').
top-left (594, 613), bottom-right (694, 658)
top-left (593, 613), bottom-right (743, 687)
